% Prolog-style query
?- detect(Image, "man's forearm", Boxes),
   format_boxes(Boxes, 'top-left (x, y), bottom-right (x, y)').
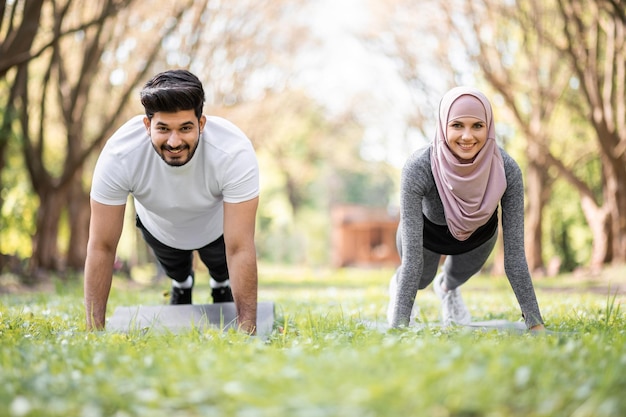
top-left (84, 249), bottom-right (115, 330)
top-left (227, 249), bottom-right (258, 334)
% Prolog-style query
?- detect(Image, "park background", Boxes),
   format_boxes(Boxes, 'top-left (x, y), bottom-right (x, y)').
top-left (1, 0), bottom-right (626, 281)
top-left (1, 2), bottom-right (626, 417)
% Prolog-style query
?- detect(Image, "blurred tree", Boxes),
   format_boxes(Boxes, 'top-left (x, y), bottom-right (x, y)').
top-left (216, 90), bottom-right (369, 215)
top-left (365, 0), bottom-right (454, 140)
top-left (0, 0), bottom-right (45, 267)
top-left (333, 167), bottom-right (396, 207)
top-left (0, 0), bottom-right (44, 78)
top-left (1, 0), bottom-right (306, 278)
top-left (458, 0), bottom-right (626, 269)
top-left (551, 0), bottom-right (626, 267)
top-left (219, 92), bottom-right (335, 216)
top-left (216, 89), bottom-right (399, 264)
top-left (370, 0), bottom-right (626, 271)
top-left (371, 0), bottom-right (572, 274)
top-left (7, 0), bottom-right (192, 276)
top-left (154, 0), bottom-right (307, 107)
top-left (442, 0), bottom-right (573, 274)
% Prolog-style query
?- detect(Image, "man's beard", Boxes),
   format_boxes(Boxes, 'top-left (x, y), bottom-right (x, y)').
top-left (153, 139), bottom-right (199, 167)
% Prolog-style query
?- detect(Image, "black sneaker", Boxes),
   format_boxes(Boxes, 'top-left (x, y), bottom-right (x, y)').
top-left (211, 285), bottom-right (233, 303)
top-left (170, 286), bottom-right (192, 304)
top-left (170, 275), bottom-right (194, 305)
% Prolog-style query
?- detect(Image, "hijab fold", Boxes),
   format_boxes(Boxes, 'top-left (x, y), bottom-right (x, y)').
top-left (431, 87), bottom-right (507, 241)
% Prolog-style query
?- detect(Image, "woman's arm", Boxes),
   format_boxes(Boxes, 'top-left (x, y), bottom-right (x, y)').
top-left (391, 149), bottom-right (431, 327)
top-left (500, 154), bottom-right (545, 329)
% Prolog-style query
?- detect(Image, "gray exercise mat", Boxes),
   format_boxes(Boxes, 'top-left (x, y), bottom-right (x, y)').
top-left (465, 319), bottom-right (528, 331)
top-left (460, 320), bottom-right (562, 334)
top-left (107, 302), bottom-right (275, 338)
top-left (363, 319), bottom-right (533, 333)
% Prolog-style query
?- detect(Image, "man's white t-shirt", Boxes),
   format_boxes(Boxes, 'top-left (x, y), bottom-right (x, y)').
top-left (90, 115), bottom-right (259, 250)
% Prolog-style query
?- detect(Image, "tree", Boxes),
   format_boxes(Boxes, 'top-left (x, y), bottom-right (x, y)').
top-left (440, 0), bottom-right (626, 270)
top-left (0, 0), bottom-right (45, 78)
top-left (440, 0), bottom-right (576, 274)
top-left (553, 0), bottom-right (626, 266)
top-left (370, 0), bottom-right (626, 271)
top-left (365, 0), bottom-right (456, 140)
top-left (1, 0), bottom-right (309, 277)
top-left (218, 90), bottom-right (366, 216)
top-left (213, 88), bottom-right (400, 265)
top-left (367, 0), bottom-right (562, 273)
top-left (0, 0), bottom-right (45, 258)
top-left (10, 0), bottom-right (193, 276)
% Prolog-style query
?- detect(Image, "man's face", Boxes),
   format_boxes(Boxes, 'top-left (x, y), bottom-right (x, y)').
top-left (144, 110), bottom-right (206, 167)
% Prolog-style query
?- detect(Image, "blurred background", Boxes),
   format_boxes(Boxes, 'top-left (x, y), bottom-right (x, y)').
top-left (1, 0), bottom-right (625, 283)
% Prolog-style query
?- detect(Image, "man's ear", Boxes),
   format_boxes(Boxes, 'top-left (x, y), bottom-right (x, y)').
top-left (199, 115), bottom-right (206, 132)
top-left (143, 116), bottom-right (151, 134)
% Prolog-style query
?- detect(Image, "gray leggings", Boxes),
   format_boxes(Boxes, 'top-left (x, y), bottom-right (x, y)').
top-left (398, 230), bottom-right (498, 291)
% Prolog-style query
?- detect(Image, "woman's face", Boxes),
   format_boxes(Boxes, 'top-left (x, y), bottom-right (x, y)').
top-left (445, 116), bottom-right (488, 163)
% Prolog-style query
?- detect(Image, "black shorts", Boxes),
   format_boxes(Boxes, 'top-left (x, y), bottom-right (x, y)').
top-left (136, 215), bottom-right (229, 283)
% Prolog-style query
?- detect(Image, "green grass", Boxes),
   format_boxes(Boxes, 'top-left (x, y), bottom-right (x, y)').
top-left (1, 265), bottom-right (625, 417)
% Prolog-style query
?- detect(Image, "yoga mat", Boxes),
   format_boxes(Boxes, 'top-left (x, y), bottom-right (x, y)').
top-left (107, 302), bottom-right (275, 338)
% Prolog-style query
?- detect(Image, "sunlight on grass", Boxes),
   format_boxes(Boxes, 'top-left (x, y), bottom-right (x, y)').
top-left (1, 265), bottom-right (625, 416)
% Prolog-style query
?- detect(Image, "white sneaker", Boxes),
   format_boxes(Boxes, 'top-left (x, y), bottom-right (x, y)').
top-left (387, 272), bottom-right (419, 326)
top-left (433, 273), bottom-right (471, 326)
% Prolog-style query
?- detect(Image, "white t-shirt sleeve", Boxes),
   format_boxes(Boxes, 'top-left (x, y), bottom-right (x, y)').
top-left (221, 144), bottom-right (260, 203)
top-left (89, 117), bottom-right (145, 205)
top-left (90, 152), bottom-right (130, 205)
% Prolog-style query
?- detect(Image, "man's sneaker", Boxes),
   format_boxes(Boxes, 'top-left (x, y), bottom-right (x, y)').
top-left (211, 284), bottom-right (233, 303)
top-left (170, 275), bottom-right (193, 305)
top-left (433, 273), bottom-right (471, 326)
top-left (170, 286), bottom-right (192, 305)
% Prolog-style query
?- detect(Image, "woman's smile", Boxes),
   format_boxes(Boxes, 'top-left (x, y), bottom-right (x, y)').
top-left (446, 117), bottom-right (488, 163)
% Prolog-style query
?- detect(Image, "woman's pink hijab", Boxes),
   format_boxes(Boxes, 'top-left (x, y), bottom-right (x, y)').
top-left (431, 86), bottom-right (507, 241)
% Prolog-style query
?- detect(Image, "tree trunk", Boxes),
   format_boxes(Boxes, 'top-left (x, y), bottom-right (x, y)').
top-left (524, 143), bottom-right (548, 275)
top-left (580, 194), bottom-right (610, 272)
top-left (30, 184), bottom-right (70, 273)
top-left (0, 106), bottom-right (11, 217)
top-left (604, 154), bottom-right (626, 263)
top-left (556, 0), bottom-right (626, 266)
top-left (0, 0), bottom-right (45, 78)
top-left (66, 173), bottom-right (91, 270)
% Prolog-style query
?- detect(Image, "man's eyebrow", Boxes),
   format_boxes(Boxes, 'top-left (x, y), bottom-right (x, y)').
top-left (155, 120), bottom-right (195, 127)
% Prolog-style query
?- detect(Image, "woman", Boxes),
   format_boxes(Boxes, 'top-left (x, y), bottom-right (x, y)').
top-left (387, 86), bottom-right (545, 331)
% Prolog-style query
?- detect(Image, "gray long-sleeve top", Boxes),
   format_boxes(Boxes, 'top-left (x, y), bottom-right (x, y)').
top-left (392, 146), bottom-right (544, 329)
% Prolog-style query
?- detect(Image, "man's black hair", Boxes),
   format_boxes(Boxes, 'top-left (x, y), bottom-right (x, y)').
top-left (140, 70), bottom-right (205, 120)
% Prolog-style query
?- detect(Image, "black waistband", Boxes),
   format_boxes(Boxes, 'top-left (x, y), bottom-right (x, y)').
top-left (423, 210), bottom-right (498, 255)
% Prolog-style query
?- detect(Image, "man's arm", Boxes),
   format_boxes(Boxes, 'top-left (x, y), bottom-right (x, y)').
top-left (223, 197), bottom-right (259, 335)
top-left (84, 200), bottom-right (126, 330)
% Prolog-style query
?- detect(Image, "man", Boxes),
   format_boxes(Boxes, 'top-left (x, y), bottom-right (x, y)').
top-left (84, 69), bottom-right (259, 334)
